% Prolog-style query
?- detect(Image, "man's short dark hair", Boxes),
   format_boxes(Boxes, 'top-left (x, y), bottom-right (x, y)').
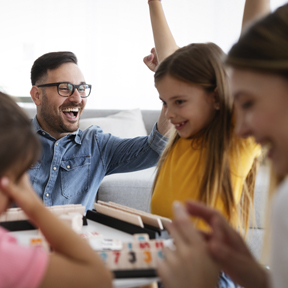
top-left (31, 51), bottom-right (78, 85)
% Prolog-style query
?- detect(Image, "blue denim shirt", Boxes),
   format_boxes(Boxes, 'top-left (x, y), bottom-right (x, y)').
top-left (29, 117), bottom-right (168, 211)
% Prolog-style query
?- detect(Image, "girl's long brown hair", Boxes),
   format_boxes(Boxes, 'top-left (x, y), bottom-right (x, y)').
top-left (152, 43), bottom-right (258, 233)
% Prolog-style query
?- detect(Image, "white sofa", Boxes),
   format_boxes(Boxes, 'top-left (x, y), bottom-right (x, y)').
top-left (23, 106), bottom-right (269, 261)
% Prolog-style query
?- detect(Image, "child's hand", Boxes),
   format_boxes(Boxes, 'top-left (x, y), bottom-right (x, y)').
top-left (0, 174), bottom-right (44, 217)
top-left (157, 201), bottom-right (220, 288)
top-left (143, 47), bottom-right (158, 72)
top-left (0, 189), bottom-right (12, 214)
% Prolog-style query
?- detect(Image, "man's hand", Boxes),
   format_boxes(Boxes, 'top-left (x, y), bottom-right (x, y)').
top-left (185, 201), bottom-right (269, 288)
top-left (143, 47), bottom-right (159, 72)
top-left (157, 201), bottom-right (220, 288)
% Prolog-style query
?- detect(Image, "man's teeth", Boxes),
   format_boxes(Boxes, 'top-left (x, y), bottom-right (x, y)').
top-left (62, 108), bottom-right (79, 112)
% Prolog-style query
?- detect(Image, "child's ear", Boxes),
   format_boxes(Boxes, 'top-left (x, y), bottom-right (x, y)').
top-left (213, 87), bottom-right (220, 110)
top-left (30, 86), bottom-right (42, 106)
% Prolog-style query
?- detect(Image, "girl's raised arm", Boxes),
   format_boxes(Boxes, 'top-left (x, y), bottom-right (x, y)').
top-left (148, 0), bottom-right (178, 64)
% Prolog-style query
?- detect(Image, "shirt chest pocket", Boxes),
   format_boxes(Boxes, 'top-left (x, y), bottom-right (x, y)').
top-left (28, 161), bottom-right (42, 185)
top-left (60, 156), bottom-right (91, 199)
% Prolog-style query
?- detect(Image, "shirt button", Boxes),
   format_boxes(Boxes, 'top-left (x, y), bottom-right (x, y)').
top-left (55, 142), bottom-right (58, 146)
top-left (46, 193), bottom-right (49, 197)
top-left (66, 165), bottom-right (70, 169)
top-left (53, 167), bottom-right (57, 171)
top-left (42, 132), bottom-right (45, 135)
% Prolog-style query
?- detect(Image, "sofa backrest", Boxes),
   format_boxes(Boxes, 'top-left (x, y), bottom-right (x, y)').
top-left (22, 107), bottom-right (160, 134)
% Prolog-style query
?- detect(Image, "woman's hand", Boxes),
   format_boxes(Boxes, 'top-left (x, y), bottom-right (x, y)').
top-left (157, 201), bottom-right (220, 288)
top-left (185, 201), bottom-right (270, 288)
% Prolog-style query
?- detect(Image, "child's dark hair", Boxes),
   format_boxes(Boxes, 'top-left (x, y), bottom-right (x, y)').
top-left (0, 93), bottom-right (41, 180)
top-left (31, 51), bottom-right (78, 85)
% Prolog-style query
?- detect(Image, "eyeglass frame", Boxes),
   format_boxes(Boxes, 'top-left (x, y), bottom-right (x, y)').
top-left (36, 82), bottom-right (92, 98)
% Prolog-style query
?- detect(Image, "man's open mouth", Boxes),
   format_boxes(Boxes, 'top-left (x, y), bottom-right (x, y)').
top-left (62, 107), bottom-right (80, 120)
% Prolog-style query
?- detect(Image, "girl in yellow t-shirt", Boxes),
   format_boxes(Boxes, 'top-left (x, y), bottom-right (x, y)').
top-left (145, 0), bottom-right (262, 234)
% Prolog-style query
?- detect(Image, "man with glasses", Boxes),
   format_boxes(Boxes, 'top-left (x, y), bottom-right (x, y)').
top-left (29, 51), bottom-right (169, 211)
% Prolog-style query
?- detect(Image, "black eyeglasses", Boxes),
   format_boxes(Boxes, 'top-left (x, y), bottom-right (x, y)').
top-left (37, 82), bottom-right (92, 98)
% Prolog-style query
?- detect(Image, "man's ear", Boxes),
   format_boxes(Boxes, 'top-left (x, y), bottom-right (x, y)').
top-left (213, 87), bottom-right (220, 110)
top-left (30, 86), bottom-right (42, 106)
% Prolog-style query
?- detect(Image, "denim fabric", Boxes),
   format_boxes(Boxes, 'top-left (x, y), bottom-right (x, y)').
top-left (29, 117), bottom-right (168, 211)
top-left (157, 272), bottom-right (240, 288)
top-left (218, 272), bottom-right (241, 288)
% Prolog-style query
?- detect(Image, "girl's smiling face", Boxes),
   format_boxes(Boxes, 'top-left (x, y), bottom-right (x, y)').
top-left (230, 68), bottom-right (288, 176)
top-left (156, 75), bottom-right (218, 139)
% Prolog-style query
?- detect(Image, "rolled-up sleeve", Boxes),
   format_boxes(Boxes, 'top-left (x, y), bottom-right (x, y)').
top-left (96, 123), bottom-right (168, 175)
top-left (147, 123), bottom-right (169, 155)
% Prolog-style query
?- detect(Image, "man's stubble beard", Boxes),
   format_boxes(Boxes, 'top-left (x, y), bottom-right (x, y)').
top-left (40, 90), bottom-right (80, 134)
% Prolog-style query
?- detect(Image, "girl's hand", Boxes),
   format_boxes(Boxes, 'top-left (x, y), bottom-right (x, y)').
top-left (0, 189), bottom-right (12, 214)
top-left (143, 47), bottom-right (159, 72)
top-left (0, 174), bottom-right (44, 217)
top-left (157, 201), bottom-right (220, 288)
top-left (185, 201), bottom-right (269, 288)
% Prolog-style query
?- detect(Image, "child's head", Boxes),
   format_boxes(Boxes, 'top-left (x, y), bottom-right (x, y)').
top-left (226, 4), bottom-right (288, 177)
top-left (0, 92), bottom-right (41, 181)
top-left (155, 42), bottom-right (231, 140)
top-left (152, 43), bottom-right (257, 233)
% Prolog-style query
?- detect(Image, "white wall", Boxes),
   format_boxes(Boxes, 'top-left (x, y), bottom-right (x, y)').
top-left (0, 0), bottom-right (286, 109)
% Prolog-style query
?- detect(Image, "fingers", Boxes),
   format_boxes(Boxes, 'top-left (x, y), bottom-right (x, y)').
top-left (0, 177), bottom-right (17, 211)
top-left (208, 235), bottom-right (260, 288)
top-left (169, 201), bottom-right (204, 246)
top-left (0, 176), bottom-right (26, 197)
top-left (0, 189), bottom-right (12, 213)
top-left (184, 200), bottom-right (260, 288)
top-left (143, 53), bottom-right (157, 72)
top-left (143, 47), bottom-right (159, 72)
top-left (0, 177), bottom-right (15, 196)
top-left (0, 177), bottom-right (9, 188)
top-left (185, 201), bottom-right (249, 254)
top-left (185, 200), bottom-right (221, 225)
top-left (156, 247), bottom-right (179, 288)
top-left (0, 174), bottom-right (41, 213)
top-left (185, 201), bottom-right (232, 241)
top-left (211, 215), bottom-right (253, 257)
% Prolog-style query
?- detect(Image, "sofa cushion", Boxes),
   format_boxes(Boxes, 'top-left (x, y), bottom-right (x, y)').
top-left (97, 167), bottom-right (156, 213)
top-left (79, 108), bottom-right (147, 138)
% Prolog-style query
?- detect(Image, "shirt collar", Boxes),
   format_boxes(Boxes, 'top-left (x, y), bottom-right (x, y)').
top-left (32, 116), bottom-right (82, 144)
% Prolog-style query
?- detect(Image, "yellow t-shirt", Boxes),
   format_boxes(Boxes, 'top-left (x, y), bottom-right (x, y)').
top-left (150, 137), bottom-right (261, 220)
